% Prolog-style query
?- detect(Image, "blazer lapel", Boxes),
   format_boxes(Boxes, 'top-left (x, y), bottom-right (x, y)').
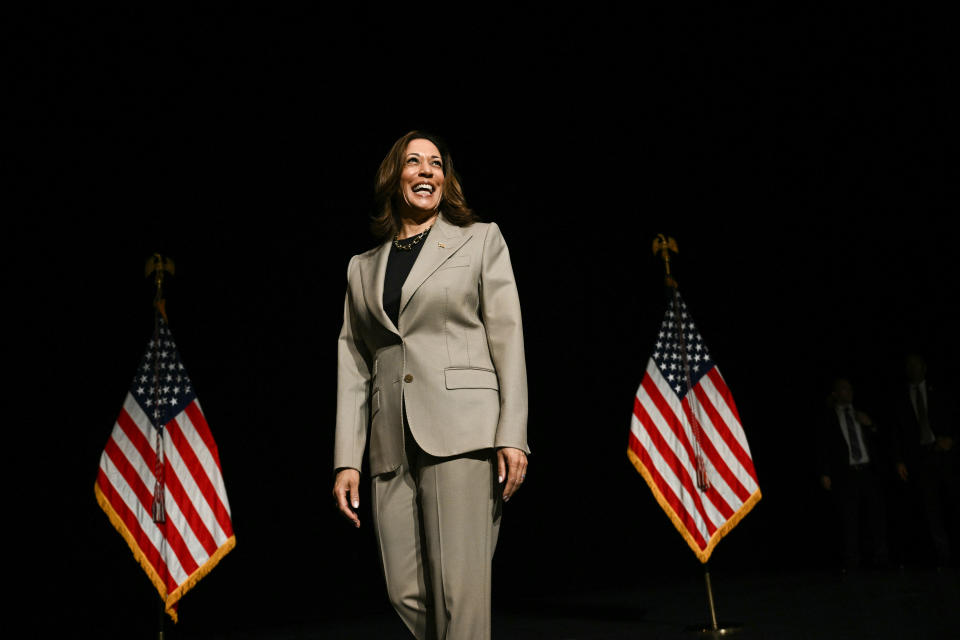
top-left (360, 241), bottom-right (400, 336)
top-left (399, 215), bottom-right (471, 317)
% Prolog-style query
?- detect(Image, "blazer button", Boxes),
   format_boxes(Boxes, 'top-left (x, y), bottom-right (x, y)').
top-left (404, 374), bottom-right (414, 383)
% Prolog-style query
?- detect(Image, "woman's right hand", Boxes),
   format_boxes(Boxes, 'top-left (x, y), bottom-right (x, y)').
top-left (333, 468), bottom-right (361, 528)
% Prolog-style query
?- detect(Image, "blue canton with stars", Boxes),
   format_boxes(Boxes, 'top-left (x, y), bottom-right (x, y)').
top-left (651, 294), bottom-right (713, 397)
top-left (129, 318), bottom-right (196, 431)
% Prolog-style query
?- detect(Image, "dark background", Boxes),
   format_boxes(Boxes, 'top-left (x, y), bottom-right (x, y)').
top-left (12, 5), bottom-right (958, 637)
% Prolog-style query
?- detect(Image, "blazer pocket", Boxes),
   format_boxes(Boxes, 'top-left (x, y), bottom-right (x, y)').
top-left (444, 367), bottom-right (499, 390)
top-left (439, 255), bottom-right (471, 270)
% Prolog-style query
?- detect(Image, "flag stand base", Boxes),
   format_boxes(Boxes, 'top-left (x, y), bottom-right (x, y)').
top-left (684, 565), bottom-right (742, 636)
top-left (685, 622), bottom-right (742, 636)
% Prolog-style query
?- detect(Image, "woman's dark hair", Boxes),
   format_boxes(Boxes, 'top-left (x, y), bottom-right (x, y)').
top-left (371, 130), bottom-right (478, 240)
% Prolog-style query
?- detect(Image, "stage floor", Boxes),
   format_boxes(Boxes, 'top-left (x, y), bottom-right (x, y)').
top-left (186, 566), bottom-right (957, 639)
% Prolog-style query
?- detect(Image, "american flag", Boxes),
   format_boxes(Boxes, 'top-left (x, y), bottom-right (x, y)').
top-left (95, 316), bottom-right (234, 621)
top-left (628, 292), bottom-right (760, 563)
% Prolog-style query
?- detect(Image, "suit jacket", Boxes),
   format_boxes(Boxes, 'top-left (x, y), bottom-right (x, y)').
top-left (816, 406), bottom-right (886, 483)
top-left (334, 215), bottom-right (529, 476)
top-left (893, 381), bottom-right (956, 464)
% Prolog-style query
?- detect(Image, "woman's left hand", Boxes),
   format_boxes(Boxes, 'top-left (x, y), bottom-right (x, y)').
top-left (497, 447), bottom-right (528, 502)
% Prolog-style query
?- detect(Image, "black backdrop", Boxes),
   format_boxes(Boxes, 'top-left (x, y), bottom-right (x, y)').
top-left (13, 5), bottom-right (959, 636)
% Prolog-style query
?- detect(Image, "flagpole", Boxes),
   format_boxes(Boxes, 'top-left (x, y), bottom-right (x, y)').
top-left (703, 563), bottom-right (718, 631)
top-left (145, 253), bottom-right (173, 324)
top-left (653, 235), bottom-right (742, 637)
top-left (158, 593), bottom-right (165, 640)
top-left (653, 235), bottom-right (709, 489)
top-left (145, 254), bottom-right (174, 640)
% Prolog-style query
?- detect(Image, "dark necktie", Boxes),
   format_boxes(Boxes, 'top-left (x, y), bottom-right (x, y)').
top-left (845, 408), bottom-right (863, 462)
top-left (913, 386), bottom-right (935, 445)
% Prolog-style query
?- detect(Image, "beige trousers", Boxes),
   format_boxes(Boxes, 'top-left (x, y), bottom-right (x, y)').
top-left (371, 427), bottom-right (501, 639)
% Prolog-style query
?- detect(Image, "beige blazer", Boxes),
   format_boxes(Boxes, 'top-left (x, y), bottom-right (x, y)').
top-left (334, 215), bottom-right (529, 476)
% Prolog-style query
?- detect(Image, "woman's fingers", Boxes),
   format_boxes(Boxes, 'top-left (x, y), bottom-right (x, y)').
top-left (498, 448), bottom-right (527, 502)
top-left (333, 468), bottom-right (361, 528)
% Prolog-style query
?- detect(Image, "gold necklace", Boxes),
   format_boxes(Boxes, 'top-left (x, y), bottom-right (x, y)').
top-left (393, 226), bottom-right (432, 251)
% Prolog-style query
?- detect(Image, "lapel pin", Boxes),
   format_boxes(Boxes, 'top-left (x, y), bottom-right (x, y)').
top-left (438, 242), bottom-right (445, 248)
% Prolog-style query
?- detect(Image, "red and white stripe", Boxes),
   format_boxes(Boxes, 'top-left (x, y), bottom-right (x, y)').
top-left (95, 393), bottom-right (234, 620)
top-left (628, 359), bottom-right (760, 562)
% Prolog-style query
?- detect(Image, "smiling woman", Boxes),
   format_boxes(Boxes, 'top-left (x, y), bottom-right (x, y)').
top-left (370, 131), bottom-right (478, 241)
top-left (332, 130), bottom-right (530, 639)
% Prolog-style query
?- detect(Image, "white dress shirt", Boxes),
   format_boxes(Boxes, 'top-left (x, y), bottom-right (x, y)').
top-left (835, 403), bottom-right (870, 465)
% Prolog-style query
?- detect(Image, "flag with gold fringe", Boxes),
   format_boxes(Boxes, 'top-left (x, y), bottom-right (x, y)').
top-left (628, 291), bottom-right (760, 562)
top-left (95, 315), bottom-right (234, 621)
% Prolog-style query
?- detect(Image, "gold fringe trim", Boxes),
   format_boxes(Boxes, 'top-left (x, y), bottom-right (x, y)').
top-left (165, 534), bottom-right (236, 619)
top-left (95, 483), bottom-right (169, 605)
top-left (95, 483), bottom-right (236, 622)
top-left (627, 447), bottom-right (761, 563)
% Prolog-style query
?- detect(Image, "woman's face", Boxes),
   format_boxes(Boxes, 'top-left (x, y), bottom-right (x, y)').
top-left (399, 138), bottom-right (445, 214)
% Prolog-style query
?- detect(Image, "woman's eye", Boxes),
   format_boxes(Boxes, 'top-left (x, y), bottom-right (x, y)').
top-left (406, 157), bottom-right (418, 164)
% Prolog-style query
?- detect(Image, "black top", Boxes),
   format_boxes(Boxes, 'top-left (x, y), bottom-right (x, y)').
top-left (383, 229), bottom-right (430, 328)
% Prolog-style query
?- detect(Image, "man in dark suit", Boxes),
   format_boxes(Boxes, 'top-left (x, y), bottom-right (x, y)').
top-left (817, 377), bottom-right (889, 570)
top-left (893, 354), bottom-right (959, 566)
